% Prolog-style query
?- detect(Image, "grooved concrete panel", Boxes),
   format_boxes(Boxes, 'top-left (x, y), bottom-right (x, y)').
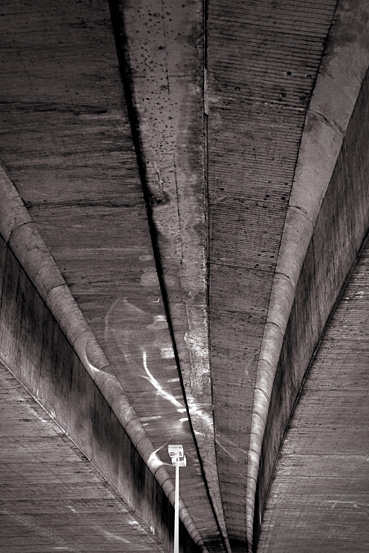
top-left (257, 240), bottom-right (369, 553)
top-left (207, 0), bottom-right (337, 545)
top-left (116, 2), bottom-right (230, 547)
top-left (255, 65), bottom-right (369, 547)
top-left (0, 0), bottom-right (223, 548)
top-left (0, 237), bottom-right (200, 553)
top-left (2, 0), bottom-right (369, 550)
top-left (0, 361), bottom-right (164, 553)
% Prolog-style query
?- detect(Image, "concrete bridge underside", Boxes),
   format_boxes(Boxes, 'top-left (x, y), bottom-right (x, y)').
top-left (0, 1), bottom-right (369, 552)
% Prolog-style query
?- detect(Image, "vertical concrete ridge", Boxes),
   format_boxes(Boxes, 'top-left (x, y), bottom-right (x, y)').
top-left (245, 1), bottom-right (369, 548)
top-left (108, 2), bottom-right (231, 551)
top-left (202, 3), bottom-right (231, 547)
top-left (0, 161), bottom-right (208, 552)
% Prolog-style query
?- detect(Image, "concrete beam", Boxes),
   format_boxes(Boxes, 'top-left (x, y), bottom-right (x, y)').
top-left (0, 162), bottom-right (205, 552)
top-left (247, 1), bottom-right (369, 546)
top-left (111, 2), bottom-right (230, 550)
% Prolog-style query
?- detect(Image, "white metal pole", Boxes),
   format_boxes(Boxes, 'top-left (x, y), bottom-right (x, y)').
top-left (174, 458), bottom-right (179, 553)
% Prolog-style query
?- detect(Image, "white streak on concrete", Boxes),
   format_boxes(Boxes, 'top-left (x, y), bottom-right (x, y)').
top-left (147, 445), bottom-right (166, 470)
top-left (102, 530), bottom-right (130, 543)
top-left (142, 351), bottom-right (183, 409)
top-left (160, 347), bottom-right (175, 359)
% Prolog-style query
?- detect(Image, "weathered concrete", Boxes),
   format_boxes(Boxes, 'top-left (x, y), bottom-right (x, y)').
top-left (246, 1), bottom-right (369, 546)
top-left (0, 359), bottom-right (166, 553)
top-left (254, 57), bottom-right (369, 549)
top-left (206, 0), bottom-right (337, 548)
top-left (2, 0), bottom-right (369, 551)
top-left (112, 2), bottom-right (229, 548)
top-left (0, 233), bottom-right (203, 552)
top-left (0, 0), bottom-right (224, 549)
top-left (0, 160), bottom-right (205, 551)
top-left (257, 236), bottom-right (369, 552)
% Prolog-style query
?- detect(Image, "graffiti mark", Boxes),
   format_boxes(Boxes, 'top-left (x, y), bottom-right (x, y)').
top-left (102, 530), bottom-right (130, 543)
top-left (147, 446), bottom-right (165, 470)
top-left (160, 347), bottom-right (175, 359)
top-left (142, 350), bottom-right (183, 409)
top-left (104, 298), bottom-right (246, 464)
top-left (326, 500), bottom-right (361, 510)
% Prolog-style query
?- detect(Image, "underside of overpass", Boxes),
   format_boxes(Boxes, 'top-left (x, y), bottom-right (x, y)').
top-left (1, 1), bottom-right (369, 552)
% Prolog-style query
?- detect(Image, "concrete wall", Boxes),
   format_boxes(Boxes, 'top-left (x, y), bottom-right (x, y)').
top-left (253, 66), bottom-right (369, 548)
top-left (0, 234), bottom-right (201, 553)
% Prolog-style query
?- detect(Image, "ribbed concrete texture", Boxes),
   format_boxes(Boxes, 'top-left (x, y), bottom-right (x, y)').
top-left (0, 0), bottom-right (224, 550)
top-left (207, 1), bottom-right (337, 547)
top-left (1, 0), bottom-right (369, 551)
top-left (246, 3), bottom-right (369, 546)
top-left (257, 235), bottom-right (369, 553)
top-left (0, 360), bottom-right (165, 553)
top-left (0, 234), bottom-right (202, 553)
top-left (253, 59), bottom-right (369, 548)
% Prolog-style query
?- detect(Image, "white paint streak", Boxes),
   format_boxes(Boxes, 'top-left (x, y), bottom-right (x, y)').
top-left (160, 347), bottom-right (175, 359)
top-left (326, 500), bottom-right (362, 509)
top-left (142, 351), bottom-right (183, 409)
top-left (102, 530), bottom-right (130, 543)
top-left (215, 440), bottom-right (239, 462)
top-left (141, 415), bottom-right (162, 421)
top-left (147, 445), bottom-right (165, 470)
top-left (83, 350), bottom-right (102, 377)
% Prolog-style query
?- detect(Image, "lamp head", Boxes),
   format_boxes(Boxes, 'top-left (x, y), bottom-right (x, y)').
top-left (168, 444), bottom-right (187, 467)
top-left (168, 444), bottom-right (184, 458)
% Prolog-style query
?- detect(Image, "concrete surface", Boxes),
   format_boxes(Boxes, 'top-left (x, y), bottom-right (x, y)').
top-left (0, 0), bottom-right (225, 550)
top-left (253, 58), bottom-right (369, 549)
top-left (0, 234), bottom-right (202, 552)
top-left (1, 0), bottom-right (369, 551)
top-left (116, 1), bottom-right (228, 546)
top-left (0, 358), bottom-right (166, 553)
top-left (246, 1), bottom-right (369, 545)
top-left (257, 233), bottom-right (369, 553)
top-left (206, 1), bottom-right (337, 548)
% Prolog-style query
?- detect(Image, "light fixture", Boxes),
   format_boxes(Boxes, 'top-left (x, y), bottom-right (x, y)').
top-left (168, 445), bottom-right (186, 553)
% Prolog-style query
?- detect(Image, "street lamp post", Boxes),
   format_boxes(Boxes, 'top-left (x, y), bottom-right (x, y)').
top-left (168, 445), bottom-right (186, 553)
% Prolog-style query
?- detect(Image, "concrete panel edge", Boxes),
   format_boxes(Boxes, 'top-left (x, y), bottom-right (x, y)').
top-left (0, 160), bottom-right (207, 552)
top-left (245, 0), bottom-right (369, 548)
top-left (110, 1), bottom-right (230, 549)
